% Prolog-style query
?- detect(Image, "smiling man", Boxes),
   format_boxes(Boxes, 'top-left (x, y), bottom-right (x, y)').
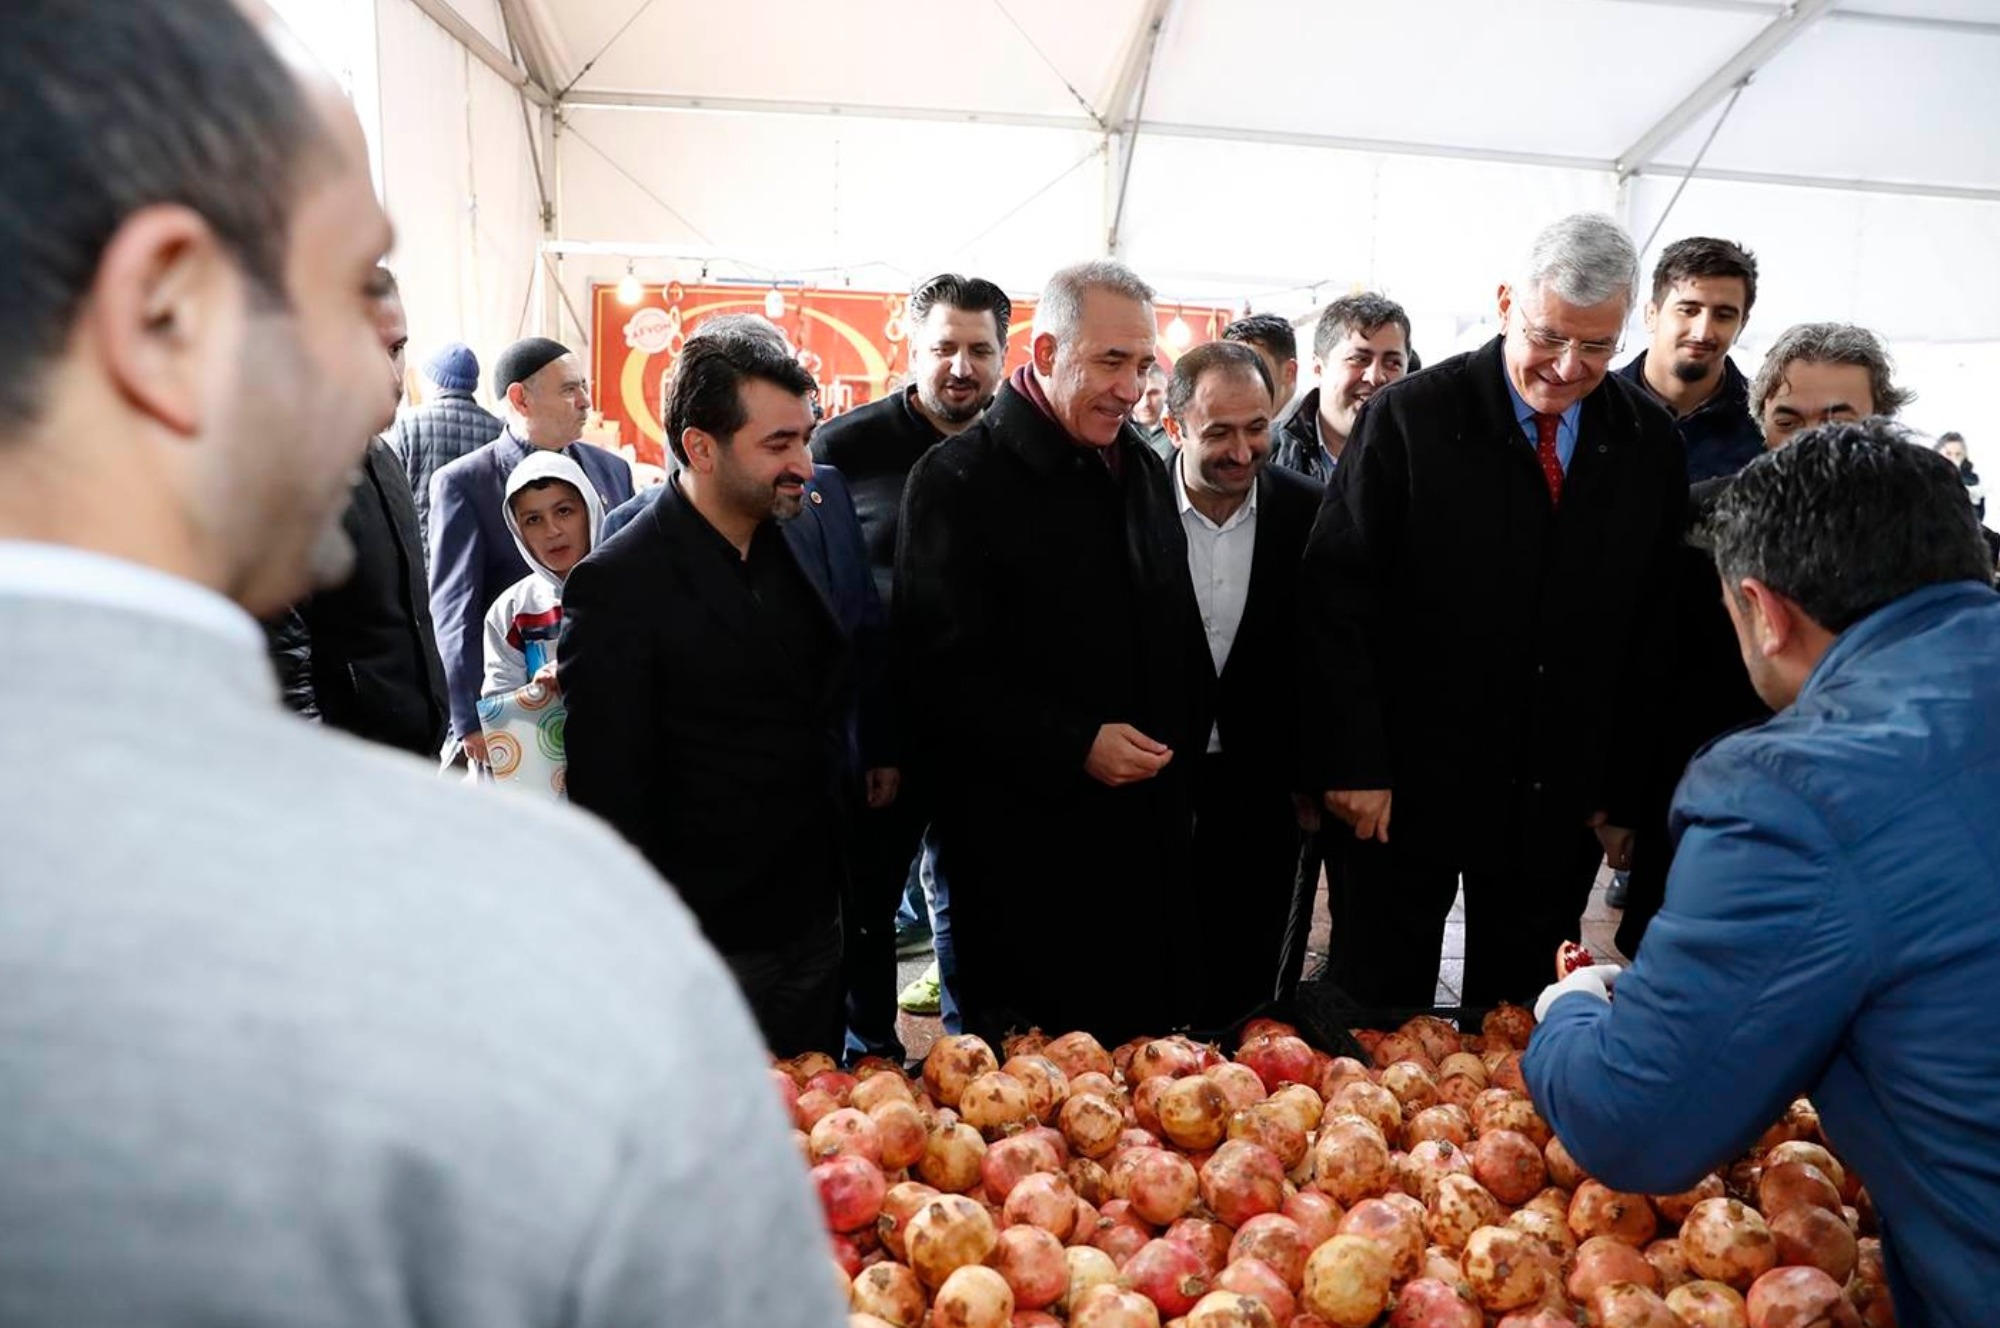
top-left (1298, 213), bottom-right (1687, 1008)
top-left (896, 259), bottom-right (1199, 1043)
top-left (1617, 237), bottom-right (1765, 483)
top-left (1271, 293), bottom-right (1412, 483)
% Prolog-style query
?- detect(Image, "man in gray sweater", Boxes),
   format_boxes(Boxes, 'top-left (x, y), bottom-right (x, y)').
top-left (0, 4), bottom-right (840, 1326)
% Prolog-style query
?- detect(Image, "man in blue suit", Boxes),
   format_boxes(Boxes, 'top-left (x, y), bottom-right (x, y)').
top-left (561, 328), bottom-right (892, 1057)
top-left (428, 337), bottom-right (633, 763)
top-left (1525, 421), bottom-right (2000, 1328)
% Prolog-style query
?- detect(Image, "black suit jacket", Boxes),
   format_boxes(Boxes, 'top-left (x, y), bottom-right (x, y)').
top-left (1297, 337), bottom-right (1687, 869)
top-left (559, 476), bottom-right (869, 954)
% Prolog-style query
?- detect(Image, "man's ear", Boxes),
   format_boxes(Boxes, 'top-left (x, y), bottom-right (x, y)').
top-left (506, 381), bottom-right (529, 414)
top-left (1643, 301), bottom-right (1661, 334)
top-left (1162, 412), bottom-right (1184, 446)
top-left (1737, 576), bottom-right (1797, 659)
top-left (87, 204), bottom-right (230, 439)
top-left (1031, 331), bottom-right (1059, 378)
top-left (681, 426), bottom-right (717, 473)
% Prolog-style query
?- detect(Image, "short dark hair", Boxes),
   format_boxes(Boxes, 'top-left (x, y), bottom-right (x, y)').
top-left (1938, 432), bottom-right (1965, 447)
top-left (1650, 236), bottom-right (1760, 314)
top-left (1708, 420), bottom-right (1992, 633)
top-left (909, 273), bottom-right (1012, 346)
top-left (1223, 313), bottom-right (1297, 363)
top-left (3, 0), bottom-right (330, 429)
top-left (1313, 293), bottom-right (1411, 364)
top-left (509, 476), bottom-right (583, 511)
top-left (1166, 341), bottom-right (1273, 422)
top-left (664, 333), bottom-right (817, 465)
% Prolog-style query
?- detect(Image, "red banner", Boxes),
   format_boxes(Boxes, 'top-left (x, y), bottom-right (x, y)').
top-left (589, 281), bottom-right (1236, 470)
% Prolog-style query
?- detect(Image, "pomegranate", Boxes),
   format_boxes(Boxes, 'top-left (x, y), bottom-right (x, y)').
top-left (1459, 1225), bottom-right (1549, 1313)
top-left (1399, 1139), bottom-right (1471, 1204)
top-left (771, 1066), bottom-right (801, 1117)
top-left (1405, 1104), bottom-right (1473, 1148)
top-left (812, 1107), bottom-right (884, 1166)
top-left (934, 1263), bottom-right (1015, 1328)
top-left (1071, 1283), bottom-right (1165, 1328)
top-left (1159, 1076), bottom-right (1232, 1151)
top-left (920, 1121), bottom-right (989, 1194)
top-left (813, 1154), bottom-right (887, 1233)
top-left (1566, 1233), bottom-right (1659, 1299)
top-left (1385, 1277), bottom-right (1483, 1328)
top-left (1164, 1217), bottom-right (1233, 1275)
top-left (1473, 1129), bottom-right (1547, 1206)
top-left (1751, 1100), bottom-right (1821, 1155)
top-left (1425, 1172), bottom-right (1502, 1253)
top-left (1266, 1084), bottom-right (1325, 1135)
top-left (831, 1233), bottom-right (863, 1278)
top-left (1435, 1072), bottom-right (1485, 1113)
top-left (787, 1049), bottom-right (837, 1084)
top-left (1436, 1052), bottom-right (1488, 1086)
top-left (1762, 1141), bottom-right (1849, 1199)
top-left (1316, 1057), bottom-right (1374, 1102)
top-left (807, 1069), bottom-right (859, 1104)
top-left (1070, 1197), bottom-right (1101, 1248)
top-left (1185, 1288), bottom-right (1279, 1328)
top-left (1327, 1081), bottom-right (1403, 1144)
top-left (1310, 1116), bottom-right (1393, 1207)
top-left (1679, 1198), bottom-right (1777, 1290)
top-left (1378, 1061), bottom-right (1440, 1113)
top-left (871, 1099), bottom-right (929, 1171)
top-left (1588, 1281), bottom-right (1681, 1328)
top-left (1238, 1018), bottom-right (1298, 1044)
top-left (1071, 1071), bottom-right (1122, 1101)
top-left (961, 1071), bottom-right (1035, 1138)
top-left (1003, 1029), bottom-right (1049, 1060)
top-left (1419, 1243), bottom-right (1463, 1283)
top-left (1044, 1031), bottom-right (1116, 1081)
top-left (1370, 1031), bottom-right (1434, 1073)
top-left (1767, 1203), bottom-right (1856, 1282)
top-left (982, 1132), bottom-right (1064, 1204)
top-left (1062, 1094), bottom-right (1127, 1160)
top-left (1401, 1015), bottom-right (1464, 1064)
top-left (1744, 1265), bottom-right (1858, 1328)
top-left (1471, 1091), bottom-right (1550, 1149)
top-left (1300, 1234), bottom-right (1394, 1327)
top-left (1541, 1135), bottom-right (1585, 1191)
top-left (1480, 1003), bottom-right (1536, 1050)
top-left (1568, 1179), bottom-right (1658, 1247)
top-left (1281, 1189), bottom-right (1343, 1248)
top-left (1228, 1214), bottom-right (1307, 1290)
top-left (795, 1086), bottom-right (842, 1131)
top-left (1003, 1055), bottom-right (1072, 1124)
top-left (1068, 1157), bottom-right (1112, 1206)
top-left (1506, 1205), bottom-right (1577, 1268)
top-left (1133, 1078), bottom-right (1172, 1137)
top-left (1645, 1236), bottom-right (1691, 1291)
top-left (876, 1180), bottom-right (940, 1261)
top-left (852, 1261), bottom-right (927, 1328)
top-left (1666, 1280), bottom-right (1750, 1328)
top-left (1235, 1035), bottom-right (1319, 1093)
top-left (1492, 1314), bottom-right (1575, 1328)
top-left (1522, 1186), bottom-right (1572, 1223)
top-left (1122, 1238), bottom-right (1211, 1317)
top-left (1198, 1140), bottom-right (1286, 1228)
top-left (1061, 1245), bottom-right (1124, 1315)
top-left (1227, 1102), bottom-right (1309, 1170)
top-left (1127, 1148), bottom-right (1200, 1226)
top-left (926, 1035), bottom-right (1001, 1109)
top-left (1652, 1172), bottom-right (1727, 1225)
top-left (1486, 1052), bottom-right (1528, 1097)
top-left (1005, 1171), bottom-right (1080, 1241)
top-left (1213, 1258), bottom-right (1295, 1323)
top-left (1205, 1061), bottom-right (1269, 1111)
top-left (1090, 1200), bottom-right (1153, 1267)
top-left (993, 1224), bottom-right (1069, 1310)
top-left (906, 1193), bottom-right (999, 1288)
top-left (1335, 1196), bottom-right (1424, 1282)
top-left (852, 1070), bottom-right (915, 1113)
top-left (1757, 1162), bottom-right (1842, 1218)
top-left (1132, 1039), bottom-right (1205, 1085)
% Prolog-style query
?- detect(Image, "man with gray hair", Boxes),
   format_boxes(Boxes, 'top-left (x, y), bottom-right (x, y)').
top-left (1298, 213), bottom-right (1687, 1007)
top-left (896, 259), bottom-right (1198, 1043)
top-left (1749, 320), bottom-right (1913, 449)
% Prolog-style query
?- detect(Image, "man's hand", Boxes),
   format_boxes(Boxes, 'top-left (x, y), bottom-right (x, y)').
top-left (1292, 793), bottom-right (1322, 835)
top-left (1588, 811), bottom-right (1633, 871)
top-left (1324, 788), bottom-right (1392, 842)
top-left (865, 767), bottom-right (902, 810)
top-left (461, 732), bottom-right (490, 767)
top-left (530, 661), bottom-right (560, 694)
top-left (1533, 962), bottom-right (1624, 1022)
top-left (1085, 723), bottom-right (1173, 787)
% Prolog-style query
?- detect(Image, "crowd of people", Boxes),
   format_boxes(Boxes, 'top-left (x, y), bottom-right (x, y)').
top-left (5, 3), bottom-right (1999, 1326)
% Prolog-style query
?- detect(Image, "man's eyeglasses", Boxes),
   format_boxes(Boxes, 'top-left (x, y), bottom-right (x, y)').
top-left (1515, 317), bottom-right (1622, 363)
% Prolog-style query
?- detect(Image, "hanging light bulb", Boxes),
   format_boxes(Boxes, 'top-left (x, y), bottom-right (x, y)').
top-left (616, 262), bottom-right (642, 306)
top-left (765, 285), bottom-right (786, 319)
top-left (1164, 311), bottom-right (1193, 352)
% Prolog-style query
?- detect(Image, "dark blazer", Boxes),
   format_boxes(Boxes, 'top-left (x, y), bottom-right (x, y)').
top-left (559, 469), bottom-right (884, 954)
top-left (1268, 388), bottom-right (1332, 483)
top-left (266, 437), bottom-right (449, 756)
top-left (895, 381), bottom-right (1199, 1043)
top-left (428, 430), bottom-right (633, 741)
top-left (1297, 336), bottom-right (1687, 869)
top-left (386, 389), bottom-right (504, 553)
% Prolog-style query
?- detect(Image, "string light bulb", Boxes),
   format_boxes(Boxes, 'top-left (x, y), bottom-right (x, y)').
top-left (1163, 311), bottom-right (1193, 352)
top-left (616, 262), bottom-right (642, 306)
top-left (765, 286), bottom-right (786, 319)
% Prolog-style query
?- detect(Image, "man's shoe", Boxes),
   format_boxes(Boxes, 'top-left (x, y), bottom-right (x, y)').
top-left (898, 963), bottom-right (942, 1015)
top-left (894, 923), bottom-right (934, 960)
top-left (1606, 871), bottom-right (1631, 910)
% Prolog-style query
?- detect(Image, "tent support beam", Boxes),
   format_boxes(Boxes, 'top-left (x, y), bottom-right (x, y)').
top-left (1616, 0), bottom-right (1832, 180)
top-left (407, 0), bottom-right (550, 105)
top-left (496, 0), bottom-right (566, 97)
top-left (1104, 0), bottom-right (1174, 256)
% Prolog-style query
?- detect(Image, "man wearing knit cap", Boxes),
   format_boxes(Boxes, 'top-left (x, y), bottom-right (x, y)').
top-left (388, 341), bottom-right (502, 552)
top-left (429, 337), bottom-right (634, 764)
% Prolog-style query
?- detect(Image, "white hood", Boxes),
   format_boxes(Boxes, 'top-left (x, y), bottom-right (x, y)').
top-left (501, 450), bottom-right (604, 587)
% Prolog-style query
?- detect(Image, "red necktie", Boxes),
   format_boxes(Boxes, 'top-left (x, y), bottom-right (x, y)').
top-left (1533, 412), bottom-right (1564, 506)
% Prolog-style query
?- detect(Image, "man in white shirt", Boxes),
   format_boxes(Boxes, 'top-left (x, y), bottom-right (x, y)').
top-left (1162, 341), bottom-right (1326, 1031)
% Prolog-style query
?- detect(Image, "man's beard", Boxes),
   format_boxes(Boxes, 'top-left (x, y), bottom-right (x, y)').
top-left (769, 487), bottom-right (804, 521)
top-left (919, 379), bottom-right (984, 425)
top-left (1671, 354), bottom-right (1716, 385)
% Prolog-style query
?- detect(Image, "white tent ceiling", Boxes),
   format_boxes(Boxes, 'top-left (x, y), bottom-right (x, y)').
top-left (290, 0), bottom-right (2000, 449)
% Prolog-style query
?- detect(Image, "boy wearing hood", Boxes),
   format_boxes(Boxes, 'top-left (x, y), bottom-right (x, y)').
top-left (482, 451), bottom-right (605, 699)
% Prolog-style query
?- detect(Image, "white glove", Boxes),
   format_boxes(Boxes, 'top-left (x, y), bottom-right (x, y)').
top-left (1534, 963), bottom-right (1624, 1022)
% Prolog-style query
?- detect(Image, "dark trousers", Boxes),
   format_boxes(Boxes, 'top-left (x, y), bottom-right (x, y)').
top-left (1329, 826), bottom-right (1603, 1008)
top-left (726, 916), bottom-right (845, 1058)
top-left (1184, 752), bottom-right (1302, 1034)
top-left (1280, 825), bottom-right (1344, 997)
top-left (840, 791), bottom-right (928, 1061)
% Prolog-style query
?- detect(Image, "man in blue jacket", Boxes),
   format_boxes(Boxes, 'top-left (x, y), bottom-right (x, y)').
top-left (1525, 421), bottom-right (2000, 1328)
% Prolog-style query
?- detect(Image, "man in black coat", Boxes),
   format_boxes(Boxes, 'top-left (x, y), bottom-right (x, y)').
top-left (560, 331), bottom-right (891, 1058)
top-left (1268, 294), bottom-right (1411, 485)
top-left (811, 274), bottom-right (1010, 1054)
top-left (1299, 214), bottom-right (1686, 1008)
top-left (1162, 342), bottom-right (1324, 1033)
top-left (267, 270), bottom-right (448, 757)
top-left (897, 260), bottom-right (1198, 1046)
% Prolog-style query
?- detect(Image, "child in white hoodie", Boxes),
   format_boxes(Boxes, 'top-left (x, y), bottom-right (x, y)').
top-left (480, 450), bottom-right (605, 701)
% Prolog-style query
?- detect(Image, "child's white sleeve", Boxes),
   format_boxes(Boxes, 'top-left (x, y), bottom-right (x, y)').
top-left (480, 595), bottom-right (528, 700)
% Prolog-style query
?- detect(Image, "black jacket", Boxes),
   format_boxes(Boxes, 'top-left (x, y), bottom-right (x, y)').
top-left (809, 386), bottom-right (943, 607)
top-left (1269, 388), bottom-right (1332, 483)
top-left (266, 438), bottom-right (450, 757)
top-left (1297, 338), bottom-right (1687, 867)
top-left (1615, 353), bottom-right (1764, 484)
top-left (895, 382), bottom-right (1199, 1042)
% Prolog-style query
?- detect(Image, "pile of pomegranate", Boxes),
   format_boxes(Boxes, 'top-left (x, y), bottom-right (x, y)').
top-left (779, 1012), bottom-right (1892, 1328)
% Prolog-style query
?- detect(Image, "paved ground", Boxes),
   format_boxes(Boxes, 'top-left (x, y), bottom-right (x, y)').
top-left (891, 861), bottom-right (1627, 1062)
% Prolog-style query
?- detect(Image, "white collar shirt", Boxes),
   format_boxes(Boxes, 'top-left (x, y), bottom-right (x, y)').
top-left (1172, 456), bottom-right (1258, 754)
